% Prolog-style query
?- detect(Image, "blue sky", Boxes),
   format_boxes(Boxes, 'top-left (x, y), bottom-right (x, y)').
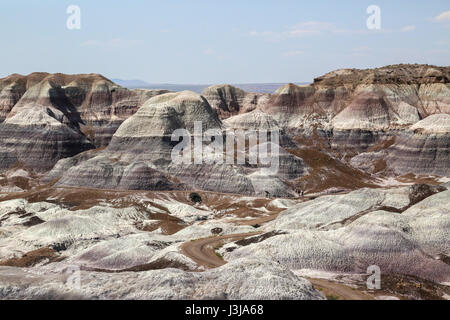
top-left (1, 0), bottom-right (449, 83)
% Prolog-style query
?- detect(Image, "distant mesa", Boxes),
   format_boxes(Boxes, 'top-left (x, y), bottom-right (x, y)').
top-left (111, 78), bottom-right (151, 88)
top-left (113, 78), bottom-right (307, 94)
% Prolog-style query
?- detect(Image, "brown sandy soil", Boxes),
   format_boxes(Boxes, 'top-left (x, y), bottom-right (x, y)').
top-left (307, 273), bottom-right (450, 300)
top-left (377, 274), bottom-right (450, 300)
top-left (287, 129), bottom-right (378, 194)
top-left (82, 257), bottom-right (193, 273)
top-left (372, 159), bottom-right (387, 174)
top-left (0, 207), bottom-right (45, 227)
top-left (232, 231), bottom-right (287, 247)
top-left (1, 186), bottom-right (283, 209)
top-left (397, 173), bottom-right (443, 185)
top-left (0, 176), bottom-right (31, 191)
top-left (367, 136), bottom-right (396, 153)
top-left (0, 247), bottom-right (64, 267)
top-left (180, 232), bottom-right (261, 269)
top-left (226, 198), bottom-right (298, 226)
top-left (158, 191), bottom-right (278, 219)
top-left (0, 186), bottom-right (288, 235)
top-left (136, 219), bottom-right (186, 236)
top-left (233, 212), bottom-right (281, 226)
top-left (180, 205), bottom-right (291, 269)
top-left (288, 147), bottom-right (377, 194)
top-left (307, 278), bottom-right (374, 300)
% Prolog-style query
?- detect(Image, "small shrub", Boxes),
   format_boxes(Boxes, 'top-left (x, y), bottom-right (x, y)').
top-left (211, 227), bottom-right (223, 235)
top-left (189, 192), bottom-right (202, 204)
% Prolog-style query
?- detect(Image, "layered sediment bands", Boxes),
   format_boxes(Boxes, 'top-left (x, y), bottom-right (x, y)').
top-left (51, 91), bottom-right (307, 197)
top-left (0, 82), bottom-right (26, 122)
top-left (42, 148), bottom-right (101, 183)
top-left (386, 115), bottom-right (450, 176)
top-left (1, 72), bottom-right (169, 147)
top-left (0, 77), bottom-right (95, 172)
top-left (332, 88), bottom-right (425, 131)
top-left (329, 91), bottom-right (394, 152)
top-left (263, 65), bottom-right (449, 131)
top-left (418, 83), bottom-right (450, 115)
top-left (202, 85), bottom-right (269, 119)
top-left (331, 129), bottom-right (386, 152)
top-left (410, 113), bottom-right (450, 134)
top-left (3, 64), bottom-right (450, 191)
top-left (263, 66), bottom-right (449, 176)
top-left (52, 91), bottom-right (224, 191)
top-left (0, 73), bottom-right (169, 172)
top-left (166, 163), bottom-right (256, 195)
top-left (223, 109), bottom-right (280, 130)
top-left (77, 87), bottom-right (171, 146)
top-left (264, 83), bottom-right (315, 115)
top-left (55, 156), bottom-right (182, 191)
top-left (223, 111), bottom-right (299, 158)
top-left (260, 83), bottom-right (332, 128)
top-left (108, 91), bottom-right (222, 161)
top-left (54, 153), bottom-right (299, 197)
top-left (164, 142), bottom-right (306, 197)
top-left (114, 91), bottom-right (222, 136)
top-left (3, 65), bottom-right (450, 299)
top-left (0, 106), bottom-right (94, 172)
top-left (332, 92), bottom-right (391, 130)
top-left (0, 73), bottom-right (49, 122)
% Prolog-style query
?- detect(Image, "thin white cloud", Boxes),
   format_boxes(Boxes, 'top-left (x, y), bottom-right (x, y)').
top-left (248, 21), bottom-right (415, 40)
top-left (288, 21), bottom-right (335, 37)
top-left (81, 38), bottom-right (143, 48)
top-left (108, 38), bottom-right (142, 47)
top-left (248, 31), bottom-right (278, 37)
top-left (332, 28), bottom-right (368, 35)
top-left (81, 40), bottom-right (102, 47)
top-left (282, 50), bottom-right (304, 57)
top-left (247, 30), bottom-right (284, 42)
top-left (248, 21), bottom-right (339, 39)
top-left (400, 25), bottom-right (416, 32)
top-left (434, 10), bottom-right (450, 22)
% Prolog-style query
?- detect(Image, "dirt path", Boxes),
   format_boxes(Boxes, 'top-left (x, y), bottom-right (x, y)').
top-left (180, 222), bottom-right (378, 300)
top-left (180, 232), bottom-right (261, 269)
top-left (307, 278), bottom-right (374, 300)
top-left (234, 213), bottom-right (280, 226)
top-left (180, 233), bottom-right (376, 300)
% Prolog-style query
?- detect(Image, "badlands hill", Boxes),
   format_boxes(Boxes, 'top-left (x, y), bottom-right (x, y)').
top-left (46, 91), bottom-right (305, 197)
top-left (0, 64), bottom-right (448, 194)
top-left (263, 64), bottom-right (449, 129)
top-left (202, 84), bottom-right (269, 118)
top-left (0, 72), bottom-right (170, 171)
top-left (0, 64), bottom-right (449, 300)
